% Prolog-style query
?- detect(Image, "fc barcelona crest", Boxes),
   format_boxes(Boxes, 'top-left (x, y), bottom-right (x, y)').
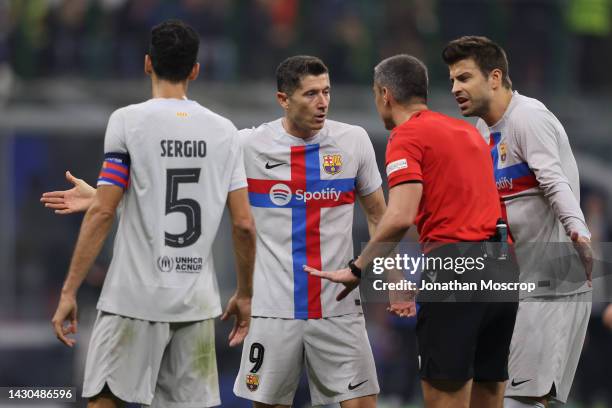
top-left (499, 142), bottom-right (507, 162)
top-left (246, 374), bottom-right (260, 391)
top-left (323, 154), bottom-right (343, 175)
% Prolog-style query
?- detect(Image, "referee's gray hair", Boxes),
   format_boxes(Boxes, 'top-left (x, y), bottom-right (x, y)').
top-left (374, 54), bottom-right (429, 104)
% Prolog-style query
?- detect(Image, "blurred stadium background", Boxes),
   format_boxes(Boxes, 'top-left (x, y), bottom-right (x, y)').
top-left (0, 0), bottom-right (611, 407)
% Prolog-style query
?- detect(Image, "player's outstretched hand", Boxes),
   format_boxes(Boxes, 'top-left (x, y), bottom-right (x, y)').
top-left (570, 231), bottom-right (593, 287)
top-left (387, 285), bottom-right (417, 318)
top-left (303, 265), bottom-right (359, 301)
top-left (221, 293), bottom-right (251, 347)
top-left (387, 301), bottom-right (417, 318)
top-left (51, 294), bottom-right (78, 347)
top-left (40, 171), bottom-right (96, 214)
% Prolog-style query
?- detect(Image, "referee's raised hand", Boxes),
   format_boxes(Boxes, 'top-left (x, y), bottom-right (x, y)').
top-left (303, 265), bottom-right (359, 301)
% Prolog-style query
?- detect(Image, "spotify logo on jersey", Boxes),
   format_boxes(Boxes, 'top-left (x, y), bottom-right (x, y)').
top-left (269, 183), bottom-right (292, 206)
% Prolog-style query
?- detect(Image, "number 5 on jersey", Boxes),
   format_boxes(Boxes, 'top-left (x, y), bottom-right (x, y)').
top-left (165, 168), bottom-right (201, 248)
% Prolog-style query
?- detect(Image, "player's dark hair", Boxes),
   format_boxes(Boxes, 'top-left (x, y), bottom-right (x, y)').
top-left (148, 20), bottom-right (200, 83)
top-left (373, 54), bottom-right (428, 105)
top-left (442, 36), bottom-right (512, 89)
top-left (276, 56), bottom-right (329, 95)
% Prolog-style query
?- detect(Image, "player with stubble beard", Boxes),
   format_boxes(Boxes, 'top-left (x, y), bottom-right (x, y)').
top-left (443, 36), bottom-right (593, 408)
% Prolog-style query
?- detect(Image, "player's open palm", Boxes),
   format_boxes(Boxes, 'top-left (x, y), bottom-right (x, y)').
top-left (387, 286), bottom-right (417, 318)
top-left (303, 265), bottom-right (359, 301)
top-left (51, 294), bottom-right (78, 347)
top-left (41, 171), bottom-right (96, 214)
top-left (387, 301), bottom-right (417, 318)
top-left (221, 293), bottom-right (251, 347)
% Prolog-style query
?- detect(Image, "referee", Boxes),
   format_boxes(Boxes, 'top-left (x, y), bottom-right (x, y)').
top-left (305, 54), bottom-right (518, 408)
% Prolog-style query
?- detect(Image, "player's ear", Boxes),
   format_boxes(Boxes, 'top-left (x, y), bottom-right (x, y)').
top-left (489, 68), bottom-right (503, 90)
top-left (189, 63), bottom-right (200, 81)
top-left (276, 91), bottom-right (290, 110)
top-left (382, 86), bottom-right (391, 106)
top-left (144, 54), bottom-right (153, 76)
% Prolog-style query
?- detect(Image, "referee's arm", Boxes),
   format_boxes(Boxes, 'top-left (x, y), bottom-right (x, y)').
top-left (303, 182), bottom-right (421, 289)
top-left (354, 182), bottom-right (422, 271)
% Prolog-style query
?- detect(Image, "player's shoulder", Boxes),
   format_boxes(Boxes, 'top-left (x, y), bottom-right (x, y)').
top-left (509, 92), bottom-right (559, 127)
top-left (114, 99), bottom-right (158, 118)
top-left (325, 119), bottom-right (367, 135)
top-left (108, 104), bottom-right (134, 120)
top-left (323, 119), bottom-right (370, 146)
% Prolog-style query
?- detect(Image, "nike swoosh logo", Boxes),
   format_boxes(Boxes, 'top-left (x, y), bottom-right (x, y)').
top-left (511, 379), bottom-right (531, 387)
top-left (265, 162), bottom-right (286, 169)
top-left (348, 380), bottom-right (368, 390)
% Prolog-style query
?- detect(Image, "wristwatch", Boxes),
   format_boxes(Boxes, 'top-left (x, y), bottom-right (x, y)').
top-left (348, 258), bottom-right (362, 279)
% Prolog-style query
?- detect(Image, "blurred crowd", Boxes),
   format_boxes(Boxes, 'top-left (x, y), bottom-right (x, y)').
top-left (2, 0), bottom-right (612, 92)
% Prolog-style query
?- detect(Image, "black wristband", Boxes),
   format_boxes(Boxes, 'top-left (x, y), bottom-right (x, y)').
top-left (348, 258), bottom-right (362, 279)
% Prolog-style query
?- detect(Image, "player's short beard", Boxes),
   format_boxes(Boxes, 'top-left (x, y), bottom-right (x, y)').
top-left (465, 95), bottom-right (491, 119)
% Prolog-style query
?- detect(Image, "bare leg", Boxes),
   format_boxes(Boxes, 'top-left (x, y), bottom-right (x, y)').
top-left (421, 379), bottom-right (472, 408)
top-left (470, 381), bottom-right (505, 408)
top-left (340, 394), bottom-right (377, 408)
top-left (87, 388), bottom-right (125, 408)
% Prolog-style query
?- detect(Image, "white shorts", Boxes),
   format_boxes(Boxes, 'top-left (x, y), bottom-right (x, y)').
top-left (233, 314), bottom-right (379, 406)
top-left (82, 311), bottom-right (220, 407)
top-left (505, 291), bottom-right (591, 403)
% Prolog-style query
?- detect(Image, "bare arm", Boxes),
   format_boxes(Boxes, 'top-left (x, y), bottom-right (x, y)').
top-left (355, 182), bottom-right (422, 269)
top-left (357, 187), bottom-right (386, 237)
top-left (221, 187), bottom-right (256, 346)
top-left (52, 185), bottom-right (123, 346)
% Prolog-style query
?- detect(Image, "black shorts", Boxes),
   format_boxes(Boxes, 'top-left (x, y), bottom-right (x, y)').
top-left (416, 243), bottom-right (519, 382)
top-left (416, 300), bottom-right (518, 382)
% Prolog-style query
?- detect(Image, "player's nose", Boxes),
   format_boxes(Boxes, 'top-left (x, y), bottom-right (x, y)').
top-left (451, 80), bottom-right (462, 95)
top-left (316, 93), bottom-right (329, 108)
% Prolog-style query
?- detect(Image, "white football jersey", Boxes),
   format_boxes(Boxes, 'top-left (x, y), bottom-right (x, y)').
top-left (240, 118), bottom-right (382, 319)
top-left (96, 98), bottom-right (247, 321)
top-left (477, 91), bottom-right (591, 297)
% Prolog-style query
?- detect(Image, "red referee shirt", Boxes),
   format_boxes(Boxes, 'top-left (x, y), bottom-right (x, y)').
top-left (385, 110), bottom-right (500, 243)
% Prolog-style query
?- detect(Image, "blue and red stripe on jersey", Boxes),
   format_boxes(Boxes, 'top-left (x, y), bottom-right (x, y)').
top-left (98, 152), bottom-right (130, 189)
top-left (247, 144), bottom-right (356, 319)
top-left (489, 132), bottom-right (538, 197)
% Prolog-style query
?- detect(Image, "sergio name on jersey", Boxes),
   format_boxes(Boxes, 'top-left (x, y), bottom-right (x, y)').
top-left (97, 98), bottom-right (247, 322)
top-left (241, 119), bottom-right (382, 319)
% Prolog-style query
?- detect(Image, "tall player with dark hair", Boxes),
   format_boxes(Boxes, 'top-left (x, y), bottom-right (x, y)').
top-left (46, 20), bottom-right (256, 408)
top-left (443, 36), bottom-right (593, 408)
